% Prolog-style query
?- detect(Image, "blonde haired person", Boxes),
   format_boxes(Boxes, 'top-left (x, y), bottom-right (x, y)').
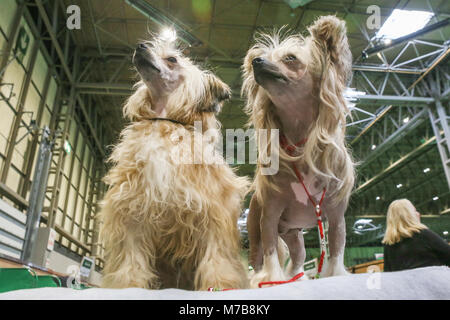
top-left (382, 199), bottom-right (450, 272)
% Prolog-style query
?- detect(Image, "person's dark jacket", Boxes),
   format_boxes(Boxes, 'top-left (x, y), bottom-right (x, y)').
top-left (383, 228), bottom-right (450, 272)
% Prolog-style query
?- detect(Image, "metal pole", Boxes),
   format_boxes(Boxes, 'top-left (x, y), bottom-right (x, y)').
top-left (21, 126), bottom-right (54, 264)
top-left (428, 98), bottom-right (450, 191)
top-left (20, 69), bottom-right (53, 198)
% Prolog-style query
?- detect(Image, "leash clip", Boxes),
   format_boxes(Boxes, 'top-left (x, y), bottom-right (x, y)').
top-left (315, 204), bottom-right (321, 214)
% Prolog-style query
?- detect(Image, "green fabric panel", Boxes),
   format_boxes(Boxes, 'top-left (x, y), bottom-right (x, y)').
top-left (0, 268), bottom-right (37, 293)
top-left (36, 275), bottom-right (60, 288)
top-left (0, 268), bottom-right (63, 293)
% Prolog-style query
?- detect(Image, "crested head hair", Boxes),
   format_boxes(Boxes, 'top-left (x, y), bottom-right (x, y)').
top-left (124, 38), bottom-right (231, 130)
top-left (242, 16), bottom-right (355, 204)
top-left (382, 199), bottom-right (427, 245)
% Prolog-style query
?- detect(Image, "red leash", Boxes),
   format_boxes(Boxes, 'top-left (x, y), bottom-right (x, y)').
top-left (258, 271), bottom-right (304, 288)
top-left (210, 135), bottom-right (327, 291)
top-left (257, 134), bottom-right (327, 288)
top-left (280, 134), bottom-right (327, 275)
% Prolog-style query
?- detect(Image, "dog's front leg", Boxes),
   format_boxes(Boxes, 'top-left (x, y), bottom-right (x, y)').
top-left (281, 228), bottom-right (308, 279)
top-left (194, 234), bottom-right (248, 291)
top-left (249, 200), bottom-right (286, 288)
top-left (248, 195), bottom-right (263, 272)
top-left (102, 226), bottom-right (159, 289)
top-left (322, 207), bottom-right (348, 277)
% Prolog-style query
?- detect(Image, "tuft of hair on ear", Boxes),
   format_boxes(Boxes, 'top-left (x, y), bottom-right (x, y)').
top-left (123, 81), bottom-right (155, 121)
top-left (308, 15), bottom-right (352, 85)
top-left (200, 72), bottom-right (231, 113)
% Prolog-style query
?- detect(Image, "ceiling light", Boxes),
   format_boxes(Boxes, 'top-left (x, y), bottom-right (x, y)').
top-left (375, 9), bottom-right (434, 40)
top-left (356, 219), bottom-right (373, 224)
top-left (362, 14), bottom-right (448, 59)
top-left (160, 27), bottom-right (177, 42)
top-left (353, 219), bottom-right (381, 234)
top-left (433, 196), bottom-right (439, 201)
top-left (63, 140), bottom-right (72, 155)
top-left (396, 184), bottom-right (403, 188)
top-left (344, 88), bottom-right (366, 102)
top-left (423, 168), bottom-right (430, 173)
top-left (125, 0), bottom-right (202, 47)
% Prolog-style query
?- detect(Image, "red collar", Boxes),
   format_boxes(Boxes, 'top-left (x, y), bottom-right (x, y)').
top-left (279, 134), bottom-right (307, 155)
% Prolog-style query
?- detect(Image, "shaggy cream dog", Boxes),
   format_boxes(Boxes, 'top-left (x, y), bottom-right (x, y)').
top-left (99, 38), bottom-right (249, 290)
top-left (242, 16), bottom-right (355, 287)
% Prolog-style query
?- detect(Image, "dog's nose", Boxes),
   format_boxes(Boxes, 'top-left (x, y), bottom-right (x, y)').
top-left (252, 57), bottom-right (264, 66)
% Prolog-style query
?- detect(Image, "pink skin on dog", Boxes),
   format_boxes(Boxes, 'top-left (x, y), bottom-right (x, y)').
top-left (290, 171), bottom-right (322, 205)
top-left (244, 16), bottom-right (355, 287)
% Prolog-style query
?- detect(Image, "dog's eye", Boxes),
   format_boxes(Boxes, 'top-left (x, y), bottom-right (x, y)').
top-left (285, 55), bottom-right (297, 62)
top-left (166, 57), bottom-right (177, 63)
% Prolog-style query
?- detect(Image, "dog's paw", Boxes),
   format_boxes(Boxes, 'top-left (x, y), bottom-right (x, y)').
top-left (321, 257), bottom-right (349, 278)
top-left (249, 269), bottom-right (287, 288)
top-left (285, 262), bottom-right (309, 280)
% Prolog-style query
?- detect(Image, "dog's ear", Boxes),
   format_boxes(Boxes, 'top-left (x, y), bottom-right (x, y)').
top-left (308, 15), bottom-right (352, 85)
top-left (123, 81), bottom-right (155, 121)
top-left (201, 73), bottom-right (231, 113)
top-left (218, 89), bottom-right (231, 102)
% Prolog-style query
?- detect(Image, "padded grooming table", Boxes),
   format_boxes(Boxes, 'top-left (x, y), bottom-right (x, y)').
top-left (1, 266), bottom-right (449, 300)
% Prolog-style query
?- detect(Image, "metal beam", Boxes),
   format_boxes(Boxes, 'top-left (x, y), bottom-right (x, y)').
top-left (410, 48), bottom-right (450, 93)
top-left (60, 121), bottom-right (81, 230)
top-left (77, 89), bottom-right (131, 96)
top-left (35, 1), bottom-right (108, 157)
top-left (354, 214), bottom-right (442, 219)
top-left (46, 45), bottom-right (81, 230)
top-left (21, 127), bottom-right (53, 264)
top-left (35, 0), bottom-right (73, 83)
top-left (428, 98), bottom-right (450, 191)
top-left (351, 106), bottom-right (392, 145)
top-left (20, 69), bottom-right (53, 198)
top-left (75, 95), bottom-right (106, 157)
top-left (74, 83), bottom-right (438, 103)
top-left (76, 82), bottom-right (132, 90)
top-left (0, 182), bottom-right (28, 209)
top-left (355, 135), bottom-right (436, 193)
top-left (76, 150), bottom-right (95, 252)
top-left (68, 140), bottom-right (88, 236)
top-left (355, 94), bottom-right (434, 105)
top-left (0, 3), bottom-right (24, 81)
top-left (352, 64), bottom-right (423, 75)
top-left (356, 108), bottom-right (428, 171)
top-left (0, 36), bottom-right (40, 184)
